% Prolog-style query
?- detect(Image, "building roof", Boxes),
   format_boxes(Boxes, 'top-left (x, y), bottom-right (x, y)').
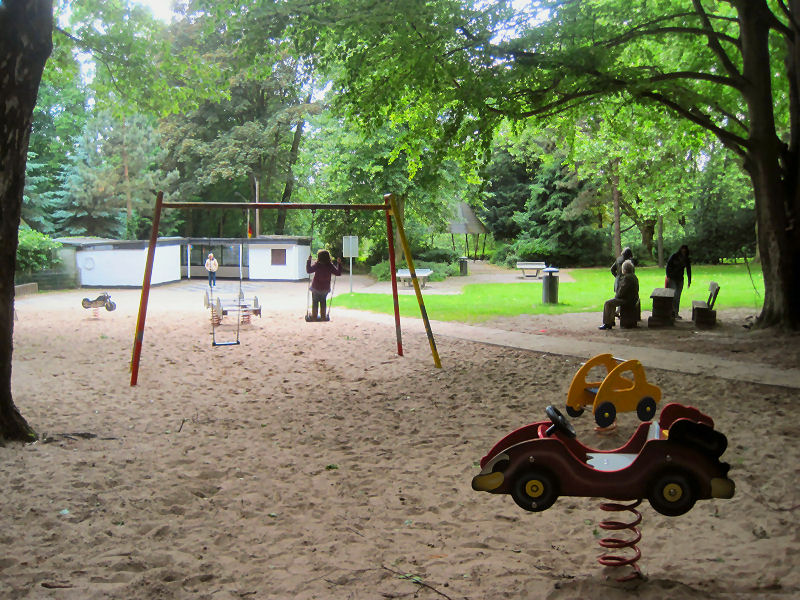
top-left (448, 202), bottom-right (488, 235)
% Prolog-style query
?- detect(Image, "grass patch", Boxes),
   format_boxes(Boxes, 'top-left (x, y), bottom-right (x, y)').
top-left (335, 264), bottom-right (764, 322)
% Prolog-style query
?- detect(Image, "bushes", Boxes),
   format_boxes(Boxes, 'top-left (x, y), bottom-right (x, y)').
top-left (17, 226), bottom-right (61, 273)
top-left (370, 259), bottom-right (458, 282)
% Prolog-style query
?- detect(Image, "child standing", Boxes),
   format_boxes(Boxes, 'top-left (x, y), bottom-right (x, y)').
top-left (306, 250), bottom-right (342, 321)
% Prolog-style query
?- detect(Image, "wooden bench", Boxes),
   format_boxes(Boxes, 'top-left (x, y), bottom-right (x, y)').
top-left (515, 261), bottom-right (547, 277)
top-left (396, 268), bottom-right (433, 288)
top-left (647, 287), bottom-right (675, 328)
top-left (692, 281), bottom-right (720, 328)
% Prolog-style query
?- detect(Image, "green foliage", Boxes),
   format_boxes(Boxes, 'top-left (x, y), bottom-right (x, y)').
top-left (370, 260), bottom-right (458, 282)
top-left (16, 227), bottom-right (62, 273)
top-left (482, 141), bottom-right (607, 267)
top-left (49, 111), bottom-right (172, 238)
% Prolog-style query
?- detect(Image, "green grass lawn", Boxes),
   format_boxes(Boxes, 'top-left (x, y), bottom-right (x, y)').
top-left (334, 264), bottom-right (765, 323)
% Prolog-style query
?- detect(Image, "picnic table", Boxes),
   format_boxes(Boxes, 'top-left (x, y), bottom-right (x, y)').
top-left (396, 268), bottom-right (433, 288)
top-left (515, 261), bottom-right (547, 278)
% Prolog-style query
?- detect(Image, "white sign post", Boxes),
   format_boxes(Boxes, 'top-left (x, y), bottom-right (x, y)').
top-left (342, 236), bottom-right (359, 293)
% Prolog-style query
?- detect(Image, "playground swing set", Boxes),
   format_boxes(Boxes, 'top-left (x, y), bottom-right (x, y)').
top-left (130, 193), bottom-right (441, 386)
top-left (202, 243), bottom-right (263, 347)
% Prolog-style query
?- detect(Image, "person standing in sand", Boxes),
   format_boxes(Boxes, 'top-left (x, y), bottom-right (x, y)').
top-left (205, 253), bottom-right (218, 288)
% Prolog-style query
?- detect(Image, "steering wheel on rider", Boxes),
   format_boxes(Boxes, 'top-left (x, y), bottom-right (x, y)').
top-left (545, 405), bottom-right (577, 438)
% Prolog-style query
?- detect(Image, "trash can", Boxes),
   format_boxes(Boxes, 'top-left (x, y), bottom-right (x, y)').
top-left (458, 257), bottom-right (469, 276)
top-left (542, 267), bottom-right (559, 304)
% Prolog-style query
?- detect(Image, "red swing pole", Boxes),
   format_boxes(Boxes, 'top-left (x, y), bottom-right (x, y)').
top-left (385, 198), bottom-right (403, 356)
top-left (130, 191), bottom-right (163, 386)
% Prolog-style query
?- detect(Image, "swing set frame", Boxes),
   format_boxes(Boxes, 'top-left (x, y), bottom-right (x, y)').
top-left (130, 192), bottom-right (441, 386)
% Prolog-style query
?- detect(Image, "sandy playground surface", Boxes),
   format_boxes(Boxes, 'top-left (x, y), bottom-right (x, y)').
top-left (2, 272), bottom-right (799, 599)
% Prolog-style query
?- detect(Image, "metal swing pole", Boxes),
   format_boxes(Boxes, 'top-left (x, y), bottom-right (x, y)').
top-left (386, 193), bottom-right (441, 368)
top-left (130, 191), bottom-right (163, 386)
top-left (385, 199), bottom-right (403, 357)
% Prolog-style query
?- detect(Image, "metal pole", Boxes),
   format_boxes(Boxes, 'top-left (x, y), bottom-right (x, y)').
top-left (162, 201), bottom-right (385, 211)
top-left (130, 191), bottom-right (163, 386)
top-left (186, 243), bottom-right (191, 279)
top-left (385, 201), bottom-right (403, 357)
top-left (349, 255), bottom-right (353, 294)
top-left (385, 193), bottom-right (441, 368)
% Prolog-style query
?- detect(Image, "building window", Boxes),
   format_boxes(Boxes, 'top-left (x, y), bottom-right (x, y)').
top-left (271, 248), bottom-right (287, 266)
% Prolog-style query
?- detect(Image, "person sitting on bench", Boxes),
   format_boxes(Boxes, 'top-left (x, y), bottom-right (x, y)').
top-left (599, 259), bottom-right (639, 330)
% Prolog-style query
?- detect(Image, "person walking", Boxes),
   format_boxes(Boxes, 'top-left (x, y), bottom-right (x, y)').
top-left (599, 259), bottom-right (639, 330)
top-left (665, 245), bottom-right (691, 319)
top-left (205, 253), bottom-right (219, 288)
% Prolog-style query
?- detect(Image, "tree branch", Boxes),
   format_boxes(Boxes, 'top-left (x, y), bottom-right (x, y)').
top-left (54, 26), bottom-right (126, 99)
top-left (598, 24), bottom-right (740, 51)
top-left (773, 0), bottom-right (797, 36)
top-left (638, 89), bottom-right (749, 158)
top-left (641, 69), bottom-right (744, 91)
top-left (691, 0), bottom-right (743, 81)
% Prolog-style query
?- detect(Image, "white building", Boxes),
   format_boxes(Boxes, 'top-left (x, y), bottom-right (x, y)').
top-left (58, 238), bottom-right (183, 287)
top-left (57, 236), bottom-right (312, 287)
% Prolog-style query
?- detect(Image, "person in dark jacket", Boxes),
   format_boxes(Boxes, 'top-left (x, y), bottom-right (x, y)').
top-left (665, 245), bottom-right (691, 319)
top-left (599, 260), bottom-right (639, 330)
top-left (306, 249), bottom-right (342, 321)
top-left (610, 247), bottom-right (633, 292)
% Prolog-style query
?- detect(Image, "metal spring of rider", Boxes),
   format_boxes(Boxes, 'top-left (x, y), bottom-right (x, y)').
top-left (597, 499), bottom-right (643, 581)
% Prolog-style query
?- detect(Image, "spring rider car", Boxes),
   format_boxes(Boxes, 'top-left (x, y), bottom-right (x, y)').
top-left (471, 403), bottom-right (735, 579)
top-left (566, 353), bottom-right (661, 428)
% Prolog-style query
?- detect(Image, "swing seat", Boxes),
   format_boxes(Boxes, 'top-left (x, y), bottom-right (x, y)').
top-left (305, 315), bottom-right (330, 322)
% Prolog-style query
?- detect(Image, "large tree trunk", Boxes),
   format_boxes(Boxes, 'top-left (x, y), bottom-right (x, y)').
top-left (739, 1), bottom-right (799, 328)
top-left (275, 95), bottom-right (312, 235)
top-left (610, 164), bottom-right (622, 257)
top-left (0, 0), bottom-right (53, 441)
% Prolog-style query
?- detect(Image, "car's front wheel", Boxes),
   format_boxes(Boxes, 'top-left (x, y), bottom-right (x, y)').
top-left (594, 401), bottom-right (616, 428)
top-left (648, 471), bottom-right (697, 516)
top-left (511, 470), bottom-right (558, 512)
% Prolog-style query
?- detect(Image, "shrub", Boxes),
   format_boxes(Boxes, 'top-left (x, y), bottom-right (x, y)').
top-left (17, 227), bottom-right (61, 273)
top-left (370, 259), bottom-right (458, 282)
top-left (417, 247), bottom-right (460, 263)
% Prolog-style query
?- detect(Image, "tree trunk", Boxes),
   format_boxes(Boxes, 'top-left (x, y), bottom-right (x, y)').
top-left (122, 121), bottom-right (132, 237)
top-left (0, 0), bottom-right (53, 441)
top-left (610, 166), bottom-right (622, 257)
top-left (639, 218), bottom-right (656, 259)
top-left (275, 95), bottom-right (311, 236)
top-left (657, 214), bottom-right (664, 268)
top-left (738, 0), bottom-right (799, 328)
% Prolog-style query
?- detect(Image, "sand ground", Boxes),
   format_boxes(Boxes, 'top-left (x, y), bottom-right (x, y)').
top-left (2, 266), bottom-right (799, 599)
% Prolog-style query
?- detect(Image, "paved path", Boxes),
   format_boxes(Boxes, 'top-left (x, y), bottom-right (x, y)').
top-left (343, 310), bottom-right (800, 390)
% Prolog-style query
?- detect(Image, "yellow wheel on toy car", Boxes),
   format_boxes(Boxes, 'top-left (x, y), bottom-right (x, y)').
top-left (525, 479), bottom-right (545, 498)
top-left (511, 470), bottom-right (558, 512)
top-left (662, 483), bottom-right (683, 502)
